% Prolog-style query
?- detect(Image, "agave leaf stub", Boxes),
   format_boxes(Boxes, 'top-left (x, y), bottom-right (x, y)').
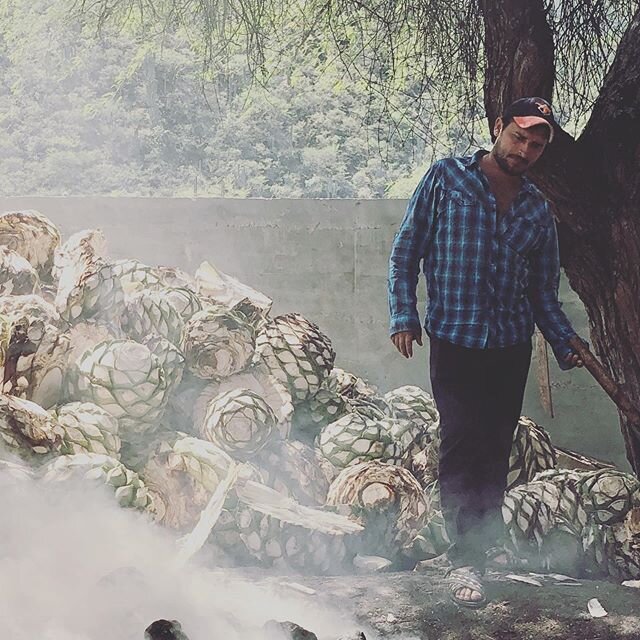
top-left (291, 384), bottom-right (350, 443)
top-left (385, 417), bottom-right (429, 464)
top-left (502, 483), bottom-right (556, 556)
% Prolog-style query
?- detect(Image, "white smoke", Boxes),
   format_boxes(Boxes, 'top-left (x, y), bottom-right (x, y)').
top-left (0, 474), bottom-right (364, 640)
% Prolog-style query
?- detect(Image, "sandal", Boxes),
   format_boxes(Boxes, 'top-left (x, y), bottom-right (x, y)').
top-left (445, 566), bottom-right (487, 609)
top-left (415, 552), bottom-right (453, 572)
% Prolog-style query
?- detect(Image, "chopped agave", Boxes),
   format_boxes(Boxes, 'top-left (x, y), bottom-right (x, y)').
top-left (0, 394), bottom-right (63, 463)
top-left (0, 210), bottom-right (61, 280)
top-left (318, 413), bottom-right (402, 469)
top-left (327, 460), bottom-right (428, 557)
top-left (4, 317), bottom-right (70, 409)
top-left (0, 294), bottom-right (60, 327)
top-left (201, 388), bottom-right (277, 459)
top-left (193, 367), bottom-right (293, 439)
top-left (253, 313), bottom-right (335, 404)
top-left (123, 290), bottom-right (184, 347)
top-left (42, 453), bottom-right (150, 509)
top-left (183, 306), bottom-right (254, 380)
top-left (54, 401), bottom-right (121, 458)
top-left (0, 247), bottom-right (40, 295)
top-left (65, 339), bottom-right (170, 439)
top-left (54, 230), bottom-right (125, 326)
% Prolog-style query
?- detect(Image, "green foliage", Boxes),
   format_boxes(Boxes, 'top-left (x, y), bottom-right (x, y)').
top-left (0, 0), bottom-right (476, 197)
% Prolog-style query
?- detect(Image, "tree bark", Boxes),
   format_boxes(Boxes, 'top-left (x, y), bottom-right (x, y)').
top-left (569, 10), bottom-right (640, 473)
top-left (479, 1), bottom-right (640, 475)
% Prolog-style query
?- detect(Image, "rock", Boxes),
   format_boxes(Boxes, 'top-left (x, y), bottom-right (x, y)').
top-left (336, 633), bottom-right (367, 640)
top-left (352, 554), bottom-right (393, 573)
top-left (263, 620), bottom-right (318, 640)
top-left (144, 619), bottom-right (190, 640)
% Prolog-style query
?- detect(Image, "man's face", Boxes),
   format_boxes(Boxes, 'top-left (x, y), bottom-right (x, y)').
top-left (492, 118), bottom-right (549, 176)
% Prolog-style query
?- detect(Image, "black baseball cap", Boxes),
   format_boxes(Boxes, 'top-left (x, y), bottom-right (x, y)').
top-left (503, 97), bottom-right (556, 142)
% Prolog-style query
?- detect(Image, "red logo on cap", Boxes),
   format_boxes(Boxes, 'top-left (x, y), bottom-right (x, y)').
top-left (536, 102), bottom-right (552, 116)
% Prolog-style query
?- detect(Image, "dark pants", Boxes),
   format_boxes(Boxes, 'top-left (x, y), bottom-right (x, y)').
top-left (429, 335), bottom-right (532, 570)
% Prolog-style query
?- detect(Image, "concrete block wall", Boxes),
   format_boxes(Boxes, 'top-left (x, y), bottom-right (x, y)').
top-left (0, 196), bottom-right (627, 470)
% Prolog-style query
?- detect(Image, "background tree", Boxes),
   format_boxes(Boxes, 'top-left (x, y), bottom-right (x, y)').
top-left (73, 0), bottom-right (640, 474)
top-left (0, 0), bottom-right (469, 197)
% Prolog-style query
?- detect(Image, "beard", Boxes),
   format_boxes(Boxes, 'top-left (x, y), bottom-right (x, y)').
top-left (494, 148), bottom-right (529, 176)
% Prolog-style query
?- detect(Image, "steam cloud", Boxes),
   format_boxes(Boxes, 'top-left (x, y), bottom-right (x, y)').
top-left (0, 474), bottom-right (360, 639)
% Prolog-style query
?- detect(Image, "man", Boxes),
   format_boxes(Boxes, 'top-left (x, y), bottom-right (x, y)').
top-left (388, 97), bottom-right (585, 608)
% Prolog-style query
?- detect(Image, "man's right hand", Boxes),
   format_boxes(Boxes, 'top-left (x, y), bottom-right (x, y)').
top-left (391, 330), bottom-right (423, 358)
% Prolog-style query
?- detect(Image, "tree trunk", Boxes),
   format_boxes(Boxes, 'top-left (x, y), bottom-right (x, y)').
top-left (570, 10), bottom-right (640, 474)
top-left (479, 1), bottom-right (640, 475)
top-left (479, 0), bottom-right (554, 127)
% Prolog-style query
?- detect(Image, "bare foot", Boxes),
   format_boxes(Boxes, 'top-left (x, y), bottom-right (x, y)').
top-left (453, 586), bottom-right (483, 603)
top-left (447, 566), bottom-right (487, 608)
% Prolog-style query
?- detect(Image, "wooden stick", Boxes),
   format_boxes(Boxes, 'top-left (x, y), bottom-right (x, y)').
top-left (568, 335), bottom-right (640, 424)
top-left (534, 328), bottom-right (554, 418)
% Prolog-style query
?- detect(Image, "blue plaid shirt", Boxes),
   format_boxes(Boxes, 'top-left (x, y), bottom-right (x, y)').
top-left (388, 149), bottom-right (578, 370)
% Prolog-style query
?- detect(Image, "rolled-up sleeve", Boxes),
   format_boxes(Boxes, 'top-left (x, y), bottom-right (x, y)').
top-left (388, 162), bottom-right (441, 336)
top-left (527, 212), bottom-right (578, 370)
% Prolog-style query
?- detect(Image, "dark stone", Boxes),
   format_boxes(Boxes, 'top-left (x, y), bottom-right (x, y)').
top-left (144, 619), bottom-right (190, 640)
top-left (263, 619), bottom-right (318, 640)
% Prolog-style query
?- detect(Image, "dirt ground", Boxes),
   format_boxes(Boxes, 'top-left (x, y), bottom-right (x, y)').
top-left (248, 567), bottom-right (640, 640)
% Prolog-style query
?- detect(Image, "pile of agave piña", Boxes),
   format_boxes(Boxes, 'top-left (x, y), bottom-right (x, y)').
top-left (0, 209), bottom-right (639, 580)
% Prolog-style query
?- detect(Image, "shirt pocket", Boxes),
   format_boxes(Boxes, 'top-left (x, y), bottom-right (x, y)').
top-left (439, 189), bottom-right (478, 243)
top-left (500, 218), bottom-right (542, 259)
top-left (447, 189), bottom-right (474, 208)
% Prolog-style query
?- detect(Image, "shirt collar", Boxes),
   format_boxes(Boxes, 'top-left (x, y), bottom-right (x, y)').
top-left (462, 149), bottom-right (488, 169)
top-left (464, 149), bottom-right (538, 195)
